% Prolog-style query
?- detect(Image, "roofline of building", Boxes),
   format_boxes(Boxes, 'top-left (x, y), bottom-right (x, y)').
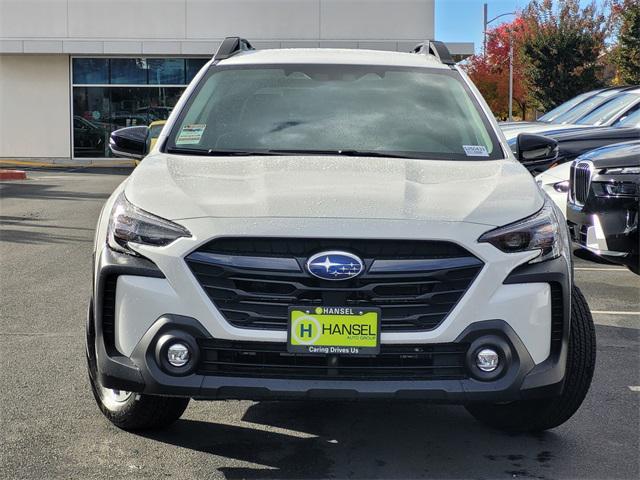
top-left (0, 39), bottom-right (474, 59)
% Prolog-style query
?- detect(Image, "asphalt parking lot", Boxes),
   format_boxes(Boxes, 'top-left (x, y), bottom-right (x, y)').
top-left (1, 168), bottom-right (639, 480)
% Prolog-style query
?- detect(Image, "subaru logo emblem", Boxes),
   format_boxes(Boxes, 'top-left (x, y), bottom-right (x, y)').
top-left (306, 251), bottom-right (364, 281)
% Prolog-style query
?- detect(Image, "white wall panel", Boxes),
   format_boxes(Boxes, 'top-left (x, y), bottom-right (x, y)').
top-left (1, 0), bottom-right (438, 53)
top-left (186, 0), bottom-right (320, 39)
top-left (0, 0), bottom-right (68, 38)
top-left (0, 55), bottom-right (71, 158)
top-left (67, 0), bottom-right (186, 39)
top-left (320, 0), bottom-right (434, 40)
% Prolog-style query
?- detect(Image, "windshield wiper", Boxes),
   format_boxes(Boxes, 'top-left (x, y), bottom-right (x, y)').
top-left (167, 147), bottom-right (421, 159)
top-left (266, 149), bottom-right (418, 159)
top-left (166, 147), bottom-right (280, 156)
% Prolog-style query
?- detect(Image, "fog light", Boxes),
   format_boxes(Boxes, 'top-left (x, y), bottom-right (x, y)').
top-left (167, 343), bottom-right (190, 367)
top-left (476, 348), bottom-right (499, 372)
top-left (553, 180), bottom-right (570, 193)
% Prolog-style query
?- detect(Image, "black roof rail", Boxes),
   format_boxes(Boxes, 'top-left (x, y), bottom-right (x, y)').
top-left (213, 37), bottom-right (254, 61)
top-left (411, 40), bottom-right (455, 66)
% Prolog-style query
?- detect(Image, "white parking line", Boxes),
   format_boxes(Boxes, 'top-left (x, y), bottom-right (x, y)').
top-left (575, 267), bottom-right (627, 271)
top-left (593, 312), bottom-right (640, 329)
top-left (592, 311), bottom-right (640, 316)
top-left (629, 386), bottom-right (640, 392)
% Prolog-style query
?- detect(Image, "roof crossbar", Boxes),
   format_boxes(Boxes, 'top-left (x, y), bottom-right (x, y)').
top-left (214, 37), bottom-right (254, 61)
top-left (411, 40), bottom-right (455, 66)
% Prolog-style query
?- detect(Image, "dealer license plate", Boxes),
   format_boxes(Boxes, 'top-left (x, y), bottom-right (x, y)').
top-left (287, 306), bottom-right (380, 355)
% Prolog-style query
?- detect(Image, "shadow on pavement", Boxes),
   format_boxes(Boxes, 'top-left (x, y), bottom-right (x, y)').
top-left (0, 213), bottom-right (96, 245)
top-left (0, 227), bottom-right (92, 245)
top-left (0, 215), bottom-right (94, 231)
top-left (142, 401), bottom-right (565, 479)
top-left (139, 325), bottom-right (637, 479)
top-left (0, 182), bottom-right (112, 202)
top-left (573, 247), bottom-right (619, 266)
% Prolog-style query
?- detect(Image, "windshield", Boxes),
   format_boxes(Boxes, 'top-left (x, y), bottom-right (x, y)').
top-left (553, 90), bottom-right (623, 124)
top-left (166, 64), bottom-right (502, 160)
top-left (538, 90), bottom-right (599, 123)
top-left (576, 93), bottom-right (640, 125)
top-left (614, 107), bottom-right (640, 128)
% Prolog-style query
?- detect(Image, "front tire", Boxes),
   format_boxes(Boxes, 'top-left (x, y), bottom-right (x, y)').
top-left (465, 286), bottom-right (596, 432)
top-left (86, 301), bottom-right (189, 431)
top-left (88, 367), bottom-right (189, 431)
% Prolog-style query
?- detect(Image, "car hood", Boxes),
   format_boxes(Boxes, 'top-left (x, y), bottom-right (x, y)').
top-left (125, 154), bottom-right (543, 227)
top-left (499, 121), bottom-right (542, 130)
top-left (536, 161), bottom-right (572, 184)
top-left (502, 123), bottom-right (591, 141)
top-left (579, 139), bottom-right (640, 168)
top-left (546, 126), bottom-right (640, 142)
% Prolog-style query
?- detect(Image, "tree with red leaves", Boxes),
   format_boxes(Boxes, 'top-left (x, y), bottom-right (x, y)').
top-left (465, 17), bottom-right (532, 120)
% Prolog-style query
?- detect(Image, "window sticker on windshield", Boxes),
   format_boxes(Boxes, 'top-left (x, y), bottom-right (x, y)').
top-left (463, 145), bottom-right (489, 157)
top-left (176, 124), bottom-right (206, 145)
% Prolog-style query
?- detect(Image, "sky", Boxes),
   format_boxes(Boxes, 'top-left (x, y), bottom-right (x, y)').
top-left (435, 0), bottom-right (606, 54)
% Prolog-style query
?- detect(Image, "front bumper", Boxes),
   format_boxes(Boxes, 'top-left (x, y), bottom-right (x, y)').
top-left (88, 245), bottom-right (571, 403)
top-left (567, 200), bottom-right (639, 270)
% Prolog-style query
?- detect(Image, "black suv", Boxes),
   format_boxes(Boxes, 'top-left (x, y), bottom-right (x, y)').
top-left (567, 140), bottom-right (640, 274)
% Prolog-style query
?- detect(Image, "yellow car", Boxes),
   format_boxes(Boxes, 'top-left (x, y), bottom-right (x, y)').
top-left (148, 120), bottom-right (167, 151)
top-left (134, 120), bottom-right (167, 166)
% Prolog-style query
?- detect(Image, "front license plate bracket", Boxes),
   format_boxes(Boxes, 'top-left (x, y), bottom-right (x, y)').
top-left (287, 306), bottom-right (380, 355)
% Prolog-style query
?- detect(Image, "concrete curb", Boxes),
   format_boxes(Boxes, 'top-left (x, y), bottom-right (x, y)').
top-left (0, 169), bottom-right (27, 180)
top-left (0, 159), bottom-right (136, 168)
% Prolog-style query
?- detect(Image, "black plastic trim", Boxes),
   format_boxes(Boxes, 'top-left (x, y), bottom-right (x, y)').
top-left (90, 247), bottom-right (165, 391)
top-left (213, 36), bottom-right (254, 61)
top-left (412, 40), bottom-right (455, 65)
top-left (369, 256), bottom-right (483, 273)
top-left (187, 251), bottom-right (301, 271)
top-left (503, 255), bottom-right (571, 396)
top-left (97, 315), bottom-right (563, 402)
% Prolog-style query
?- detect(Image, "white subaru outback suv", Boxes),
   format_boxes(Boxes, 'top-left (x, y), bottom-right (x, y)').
top-left (88, 38), bottom-right (596, 433)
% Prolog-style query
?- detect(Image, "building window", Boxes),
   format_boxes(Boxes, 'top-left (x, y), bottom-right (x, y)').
top-left (110, 58), bottom-right (148, 84)
top-left (186, 59), bottom-right (208, 83)
top-left (72, 58), bottom-right (109, 84)
top-left (71, 57), bottom-right (209, 158)
top-left (148, 58), bottom-right (185, 85)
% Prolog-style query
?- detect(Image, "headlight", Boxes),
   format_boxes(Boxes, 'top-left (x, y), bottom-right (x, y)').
top-left (603, 166), bottom-right (640, 175)
top-left (478, 196), bottom-right (569, 264)
top-left (593, 181), bottom-right (638, 197)
top-left (553, 180), bottom-right (570, 193)
top-left (108, 192), bottom-right (191, 255)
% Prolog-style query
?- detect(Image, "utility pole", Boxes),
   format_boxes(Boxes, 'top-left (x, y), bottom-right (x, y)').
top-left (483, 5), bottom-right (517, 120)
top-left (483, 3), bottom-right (488, 56)
top-left (508, 29), bottom-right (514, 121)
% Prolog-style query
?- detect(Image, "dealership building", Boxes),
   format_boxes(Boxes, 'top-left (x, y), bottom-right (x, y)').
top-left (0, 0), bottom-right (473, 161)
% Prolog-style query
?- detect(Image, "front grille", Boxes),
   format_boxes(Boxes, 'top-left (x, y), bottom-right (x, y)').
top-left (570, 160), bottom-right (593, 206)
top-left (196, 237), bottom-right (471, 259)
top-left (186, 238), bottom-right (483, 332)
top-left (197, 339), bottom-right (469, 380)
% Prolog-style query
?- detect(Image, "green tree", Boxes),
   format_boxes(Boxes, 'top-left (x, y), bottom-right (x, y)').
top-left (615, 1), bottom-right (640, 84)
top-left (521, 0), bottom-right (612, 111)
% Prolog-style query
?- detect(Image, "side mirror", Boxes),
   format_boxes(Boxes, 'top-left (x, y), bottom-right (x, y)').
top-left (516, 133), bottom-right (559, 173)
top-left (109, 126), bottom-right (149, 160)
